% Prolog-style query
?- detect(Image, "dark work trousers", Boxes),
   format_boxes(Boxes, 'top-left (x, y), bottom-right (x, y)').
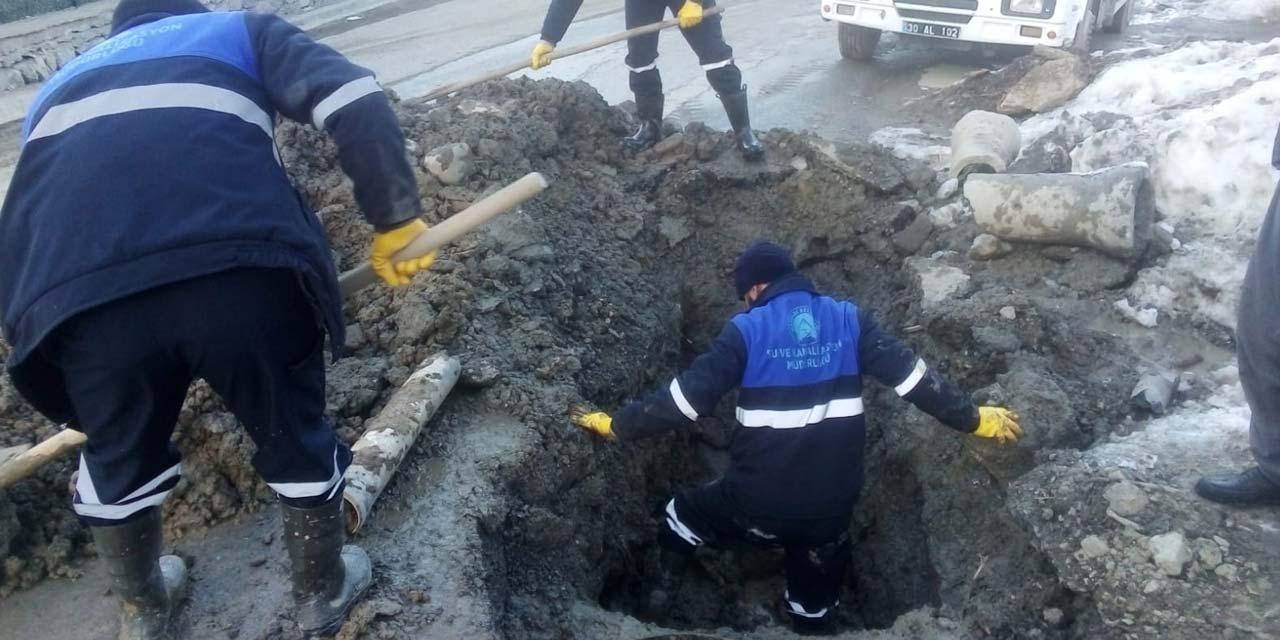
top-left (41, 268), bottom-right (351, 526)
top-left (659, 480), bottom-right (852, 622)
top-left (1242, 179), bottom-right (1280, 484)
top-left (624, 0), bottom-right (743, 101)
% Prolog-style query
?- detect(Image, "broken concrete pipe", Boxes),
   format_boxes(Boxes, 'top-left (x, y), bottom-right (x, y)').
top-left (964, 163), bottom-right (1154, 260)
top-left (950, 110), bottom-right (1021, 179)
top-left (342, 353), bottom-right (461, 534)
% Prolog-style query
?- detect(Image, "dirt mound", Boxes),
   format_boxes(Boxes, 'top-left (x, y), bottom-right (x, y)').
top-left (0, 77), bottom-right (1249, 639)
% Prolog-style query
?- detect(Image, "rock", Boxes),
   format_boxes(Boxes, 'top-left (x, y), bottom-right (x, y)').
top-left (998, 56), bottom-right (1091, 115)
top-left (1131, 372), bottom-right (1178, 414)
top-left (892, 215), bottom-right (934, 255)
top-left (1103, 480), bottom-right (1149, 517)
top-left (423, 142), bottom-right (475, 185)
top-left (928, 202), bottom-right (966, 228)
top-left (407, 589), bottom-right (429, 604)
top-left (973, 326), bottom-right (1021, 353)
top-left (658, 216), bottom-right (693, 248)
top-left (1032, 45), bottom-right (1076, 61)
top-left (1215, 563), bottom-right (1238, 580)
top-left (344, 324), bottom-right (367, 350)
top-left (394, 299), bottom-right (437, 345)
top-left (790, 156), bottom-right (809, 172)
top-left (651, 133), bottom-right (685, 156)
top-left (968, 233), bottom-right (1013, 261)
top-left (1080, 535), bottom-right (1109, 559)
top-left (0, 68), bottom-right (24, 91)
top-left (1043, 607), bottom-right (1064, 625)
top-left (905, 257), bottom-right (971, 311)
top-left (459, 359), bottom-right (502, 389)
top-left (936, 177), bottom-right (959, 200)
top-left (1149, 532), bottom-right (1192, 577)
top-left (1115, 298), bottom-right (1158, 328)
top-left (999, 306), bottom-right (1017, 320)
top-left (1192, 538), bottom-right (1223, 570)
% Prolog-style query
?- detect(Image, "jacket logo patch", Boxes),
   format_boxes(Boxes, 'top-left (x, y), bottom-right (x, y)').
top-left (790, 306), bottom-right (820, 345)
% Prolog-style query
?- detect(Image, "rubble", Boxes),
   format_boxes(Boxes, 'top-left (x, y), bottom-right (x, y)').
top-left (998, 54), bottom-right (1091, 116)
top-left (1149, 532), bottom-right (1192, 577)
top-left (967, 233), bottom-right (1012, 261)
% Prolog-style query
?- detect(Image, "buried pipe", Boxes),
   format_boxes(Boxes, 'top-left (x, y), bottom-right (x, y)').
top-left (964, 163), bottom-right (1155, 259)
top-left (950, 110), bottom-right (1021, 179)
top-left (342, 353), bottom-right (461, 534)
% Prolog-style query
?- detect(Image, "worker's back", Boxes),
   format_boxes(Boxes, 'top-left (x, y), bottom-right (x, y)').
top-left (724, 273), bottom-right (868, 520)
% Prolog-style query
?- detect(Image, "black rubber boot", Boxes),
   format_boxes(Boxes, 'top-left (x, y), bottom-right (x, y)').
top-left (90, 509), bottom-right (188, 640)
top-left (623, 93), bottom-right (664, 152)
top-left (718, 86), bottom-right (764, 162)
top-left (644, 549), bottom-right (689, 622)
top-left (1195, 466), bottom-right (1280, 506)
top-left (282, 495), bottom-right (373, 636)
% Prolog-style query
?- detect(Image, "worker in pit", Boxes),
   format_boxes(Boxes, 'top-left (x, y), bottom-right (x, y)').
top-left (1196, 125), bottom-right (1280, 506)
top-left (529, 0), bottom-right (765, 161)
top-left (0, 1), bottom-right (434, 637)
top-left (570, 241), bottom-right (1023, 632)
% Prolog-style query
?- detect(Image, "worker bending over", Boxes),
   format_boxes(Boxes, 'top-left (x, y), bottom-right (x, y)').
top-left (531, 0), bottom-right (764, 160)
top-left (572, 241), bottom-right (1022, 632)
top-left (0, 1), bottom-right (433, 637)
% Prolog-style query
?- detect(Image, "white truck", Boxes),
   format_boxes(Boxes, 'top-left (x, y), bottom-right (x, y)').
top-left (820, 0), bottom-right (1134, 60)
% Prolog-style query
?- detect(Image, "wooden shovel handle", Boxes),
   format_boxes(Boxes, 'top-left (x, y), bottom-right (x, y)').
top-left (338, 172), bottom-right (549, 297)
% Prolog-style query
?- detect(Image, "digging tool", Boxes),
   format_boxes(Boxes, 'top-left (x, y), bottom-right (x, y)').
top-left (338, 172), bottom-right (549, 297)
top-left (0, 172), bottom-right (550, 490)
top-left (418, 6), bottom-right (726, 104)
top-left (0, 428), bottom-right (85, 490)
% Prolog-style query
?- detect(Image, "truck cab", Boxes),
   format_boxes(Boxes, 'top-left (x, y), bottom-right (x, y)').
top-left (820, 0), bottom-right (1134, 60)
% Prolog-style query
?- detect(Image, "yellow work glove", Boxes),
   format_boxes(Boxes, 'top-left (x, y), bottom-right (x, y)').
top-left (370, 219), bottom-right (436, 288)
top-left (531, 40), bottom-right (556, 70)
top-left (974, 407), bottom-right (1024, 444)
top-left (677, 0), bottom-right (704, 29)
top-left (569, 406), bottom-right (615, 440)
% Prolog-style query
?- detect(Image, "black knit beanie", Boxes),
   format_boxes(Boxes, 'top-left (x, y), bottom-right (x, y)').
top-left (111, 0), bottom-right (209, 35)
top-left (733, 241), bottom-right (796, 299)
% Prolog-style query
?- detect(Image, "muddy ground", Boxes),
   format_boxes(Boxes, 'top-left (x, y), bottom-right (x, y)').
top-left (0, 74), bottom-right (1267, 639)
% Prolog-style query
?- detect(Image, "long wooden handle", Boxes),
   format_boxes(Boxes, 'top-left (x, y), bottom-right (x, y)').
top-left (0, 429), bottom-right (86, 490)
top-left (419, 5), bottom-right (727, 103)
top-left (338, 172), bottom-right (549, 297)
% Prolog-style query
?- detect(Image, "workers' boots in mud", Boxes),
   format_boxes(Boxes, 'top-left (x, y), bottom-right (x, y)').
top-left (623, 94), bottom-right (664, 152)
top-left (90, 509), bottom-right (189, 640)
top-left (718, 86), bottom-right (764, 162)
top-left (282, 495), bottom-right (373, 636)
top-left (644, 549), bottom-right (690, 622)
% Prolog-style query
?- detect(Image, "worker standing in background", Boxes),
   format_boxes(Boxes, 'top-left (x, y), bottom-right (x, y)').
top-left (530, 0), bottom-right (765, 161)
top-left (570, 241), bottom-right (1023, 632)
top-left (0, 1), bottom-right (434, 637)
top-left (1196, 125), bottom-right (1280, 507)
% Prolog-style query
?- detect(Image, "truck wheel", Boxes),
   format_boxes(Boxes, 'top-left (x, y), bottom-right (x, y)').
top-left (838, 23), bottom-right (881, 61)
top-left (1070, 9), bottom-right (1095, 53)
top-left (1102, 0), bottom-right (1132, 33)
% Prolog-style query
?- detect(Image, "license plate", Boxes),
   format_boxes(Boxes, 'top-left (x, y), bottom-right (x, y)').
top-left (901, 20), bottom-right (961, 39)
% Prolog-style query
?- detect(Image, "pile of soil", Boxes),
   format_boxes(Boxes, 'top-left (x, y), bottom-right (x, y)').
top-left (0, 77), bottom-right (1242, 639)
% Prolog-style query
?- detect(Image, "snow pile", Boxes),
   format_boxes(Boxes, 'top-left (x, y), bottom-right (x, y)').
top-left (1024, 38), bottom-right (1280, 328)
top-left (869, 127), bottom-right (951, 172)
top-left (1136, 0), bottom-right (1280, 24)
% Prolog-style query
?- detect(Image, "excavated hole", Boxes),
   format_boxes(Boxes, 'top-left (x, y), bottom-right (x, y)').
top-left (582, 245), bottom-right (1005, 634)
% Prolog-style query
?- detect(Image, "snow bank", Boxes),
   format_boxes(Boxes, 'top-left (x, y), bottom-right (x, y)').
top-left (1136, 0), bottom-right (1280, 24)
top-left (1023, 38), bottom-right (1280, 329)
